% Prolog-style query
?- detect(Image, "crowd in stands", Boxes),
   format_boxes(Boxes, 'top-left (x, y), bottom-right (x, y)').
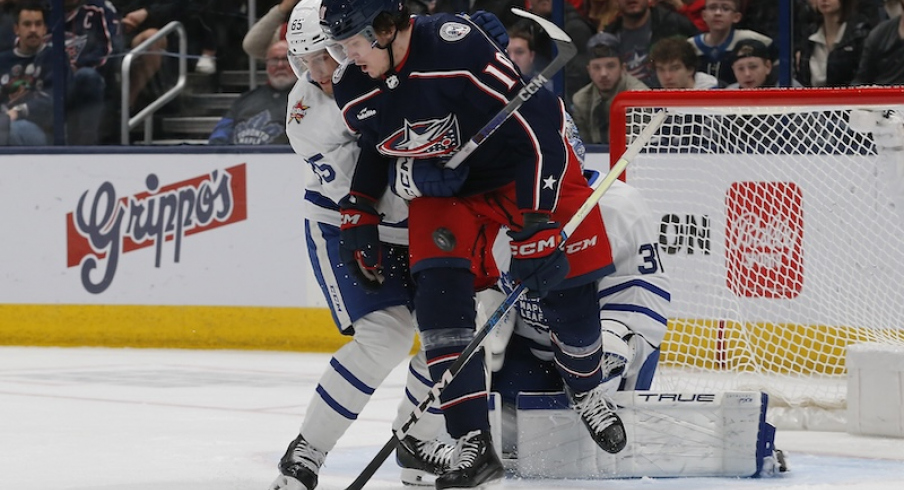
top-left (0, 0), bottom-right (902, 146)
top-left (0, 0), bottom-right (252, 146)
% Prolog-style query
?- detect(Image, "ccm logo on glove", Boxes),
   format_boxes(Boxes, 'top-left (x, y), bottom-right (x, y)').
top-left (510, 231), bottom-right (560, 257)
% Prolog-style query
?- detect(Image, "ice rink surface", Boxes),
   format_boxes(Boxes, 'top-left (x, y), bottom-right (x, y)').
top-left (2, 347), bottom-right (903, 490)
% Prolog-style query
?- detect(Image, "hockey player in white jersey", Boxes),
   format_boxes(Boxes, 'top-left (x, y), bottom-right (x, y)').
top-left (269, 1), bottom-right (450, 488)
top-left (482, 173), bottom-right (670, 457)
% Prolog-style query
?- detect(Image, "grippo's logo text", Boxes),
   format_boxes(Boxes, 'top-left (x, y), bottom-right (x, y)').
top-left (66, 164), bottom-right (248, 293)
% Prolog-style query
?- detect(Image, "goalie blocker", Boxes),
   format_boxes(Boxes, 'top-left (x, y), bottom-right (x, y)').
top-left (488, 390), bottom-right (787, 479)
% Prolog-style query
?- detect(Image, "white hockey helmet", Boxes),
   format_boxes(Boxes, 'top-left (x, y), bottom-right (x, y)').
top-left (286, 0), bottom-right (329, 78)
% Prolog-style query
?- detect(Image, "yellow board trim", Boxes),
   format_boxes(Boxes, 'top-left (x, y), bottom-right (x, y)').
top-left (661, 319), bottom-right (904, 375)
top-left (5, 305), bottom-right (902, 373)
top-left (0, 304), bottom-right (350, 352)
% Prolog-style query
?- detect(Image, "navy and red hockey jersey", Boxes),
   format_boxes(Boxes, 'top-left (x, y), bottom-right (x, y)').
top-left (64, 0), bottom-right (118, 69)
top-left (332, 13), bottom-right (575, 214)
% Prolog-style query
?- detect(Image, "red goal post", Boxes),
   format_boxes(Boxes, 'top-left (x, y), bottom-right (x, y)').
top-left (608, 87), bottom-right (904, 426)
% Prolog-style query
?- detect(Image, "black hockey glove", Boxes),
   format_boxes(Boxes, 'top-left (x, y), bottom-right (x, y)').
top-left (390, 157), bottom-right (470, 200)
top-left (468, 10), bottom-right (509, 50)
top-left (339, 194), bottom-right (384, 290)
top-left (507, 212), bottom-right (570, 299)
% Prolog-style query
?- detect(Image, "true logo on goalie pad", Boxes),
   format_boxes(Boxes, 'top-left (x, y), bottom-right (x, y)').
top-left (726, 182), bottom-right (803, 299)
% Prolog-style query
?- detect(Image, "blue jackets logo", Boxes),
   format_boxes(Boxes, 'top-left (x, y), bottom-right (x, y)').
top-left (378, 113), bottom-right (461, 157)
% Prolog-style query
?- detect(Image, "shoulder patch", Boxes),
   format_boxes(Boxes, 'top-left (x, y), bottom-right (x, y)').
top-left (288, 97), bottom-right (309, 124)
top-left (332, 60), bottom-right (349, 84)
top-left (439, 22), bottom-right (471, 42)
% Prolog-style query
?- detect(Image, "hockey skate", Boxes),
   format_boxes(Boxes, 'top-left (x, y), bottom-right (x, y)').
top-left (435, 430), bottom-right (504, 490)
top-left (396, 435), bottom-right (454, 486)
top-left (569, 386), bottom-right (627, 454)
top-left (269, 435), bottom-right (326, 490)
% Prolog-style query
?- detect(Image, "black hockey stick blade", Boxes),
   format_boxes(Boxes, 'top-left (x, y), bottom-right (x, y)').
top-left (445, 7), bottom-right (577, 169)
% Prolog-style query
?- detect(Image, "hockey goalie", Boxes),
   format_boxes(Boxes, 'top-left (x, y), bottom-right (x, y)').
top-left (478, 172), bottom-right (788, 479)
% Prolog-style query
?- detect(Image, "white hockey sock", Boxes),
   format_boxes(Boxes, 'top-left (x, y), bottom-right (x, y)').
top-left (301, 306), bottom-right (416, 452)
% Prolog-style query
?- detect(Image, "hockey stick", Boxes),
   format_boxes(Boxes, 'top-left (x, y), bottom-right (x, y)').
top-left (444, 7), bottom-right (577, 170)
top-left (343, 110), bottom-right (669, 490)
top-left (342, 13), bottom-right (576, 490)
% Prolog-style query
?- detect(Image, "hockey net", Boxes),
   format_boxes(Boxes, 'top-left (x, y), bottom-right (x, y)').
top-left (610, 87), bottom-right (904, 427)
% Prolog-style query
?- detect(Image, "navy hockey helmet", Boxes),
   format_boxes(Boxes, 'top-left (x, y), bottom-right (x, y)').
top-left (319, 0), bottom-right (404, 42)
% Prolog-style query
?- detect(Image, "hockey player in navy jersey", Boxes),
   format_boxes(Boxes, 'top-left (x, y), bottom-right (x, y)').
top-left (269, 2), bottom-right (450, 489)
top-left (321, 2), bottom-right (625, 488)
top-left (270, 3), bottom-right (513, 489)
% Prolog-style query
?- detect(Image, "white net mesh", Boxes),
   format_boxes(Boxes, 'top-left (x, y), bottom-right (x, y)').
top-left (618, 91), bottom-right (904, 410)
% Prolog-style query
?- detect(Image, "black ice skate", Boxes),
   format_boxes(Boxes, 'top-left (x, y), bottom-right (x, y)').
top-left (435, 430), bottom-right (504, 490)
top-left (569, 386), bottom-right (627, 454)
top-left (269, 434), bottom-right (327, 490)
top-left (396, 435), bottom-right (454, 486)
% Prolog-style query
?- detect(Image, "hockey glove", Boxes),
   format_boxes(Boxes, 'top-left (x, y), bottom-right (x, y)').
top-left (468, 10), bottom-right (509, 50)
top-left (339, 194), bottom-right (384, 290)
top-left (390, 157), bottom-right (470, 200)
top-left (508, 213), bottom-right (570, 299)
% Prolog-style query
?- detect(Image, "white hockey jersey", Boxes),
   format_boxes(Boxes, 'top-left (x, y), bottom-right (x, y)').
top-left (285, 73), bottom-right (409, 245)
top-left (493, 178), bottom-right (671, 360)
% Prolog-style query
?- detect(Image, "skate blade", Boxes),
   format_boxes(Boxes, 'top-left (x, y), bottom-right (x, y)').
top-left (438, 474), bottom-right (504, 490)
top-left (400, 468), bottom-right (437, 486)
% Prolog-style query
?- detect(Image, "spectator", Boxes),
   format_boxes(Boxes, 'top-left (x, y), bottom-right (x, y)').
top-left (181, 1), bottom-right (248, 74)
top-left (651, 36), bottom-right (719, 88)
top-left (0, 1), bottom-right (53, 145)
top-left (208, 40), bottom-right (295, 145)
top-left (796, 0), bottom-right (871, 87)
top-left (853, 0), bottom-right (904, 85)
top-left (64, 0), bottom-right (117, 145)
top-left (658, 0), bottom-right (708, 32)
top-left (527, 0), bottom-right (596, 105)
top-left (604, 0), bottom-right (699, 88)
top-left (587, 0), bottom-right (620, 31)
top-left (571, 32), bottom-right (649, 145)
top-left (726, 38), bottom-right (801, 88)
top-left (507, 18), bottom-right (553, 81)
top-left (242, 0), bottom-right (297, 61)
top-left (688, 0), bottom-right (772, 86)
top-left (738, 0), bottom-right (814, 44)
top-left (111, 1), bottom-right (183, 109)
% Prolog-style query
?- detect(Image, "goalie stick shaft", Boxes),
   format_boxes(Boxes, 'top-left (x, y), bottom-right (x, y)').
top-left (344, 110), bottom-right (670, 490)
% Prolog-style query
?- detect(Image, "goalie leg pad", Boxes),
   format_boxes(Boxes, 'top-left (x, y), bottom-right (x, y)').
top-left (512, 390), bottom-right (782, 479)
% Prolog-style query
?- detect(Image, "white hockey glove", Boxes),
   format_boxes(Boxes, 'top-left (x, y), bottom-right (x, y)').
top-left (390, 157), bottom-right (470, 200)
top-left (599, 320), bottom-right (636, 387)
